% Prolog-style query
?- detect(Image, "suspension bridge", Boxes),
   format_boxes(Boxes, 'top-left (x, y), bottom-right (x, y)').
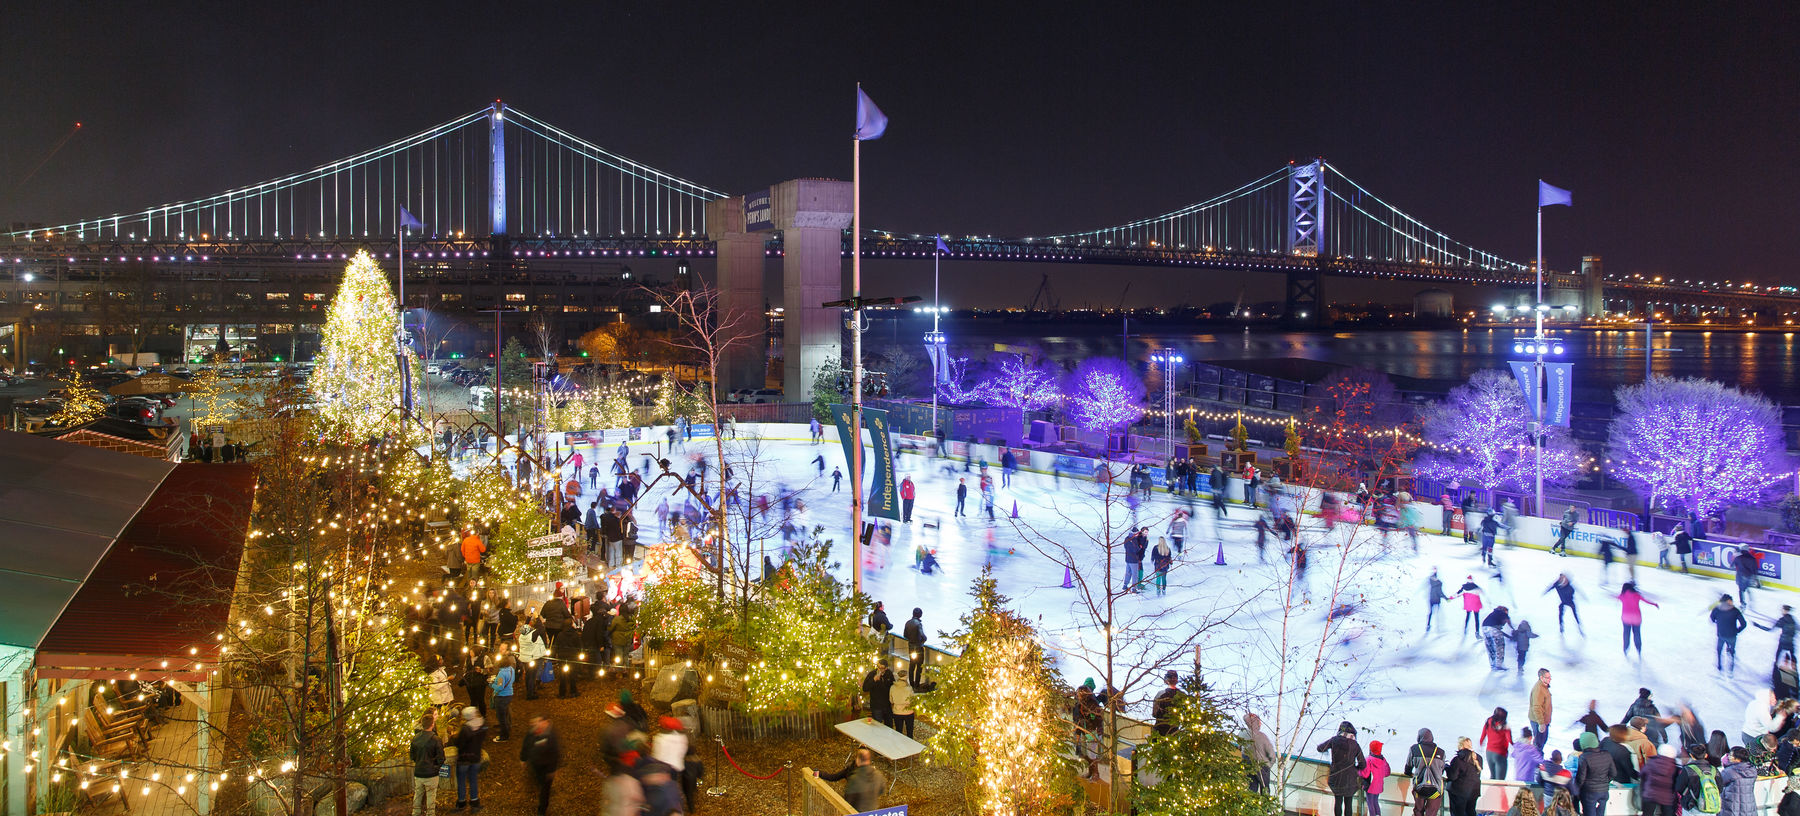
top-left (3, 101), bottom-right (1794, 322)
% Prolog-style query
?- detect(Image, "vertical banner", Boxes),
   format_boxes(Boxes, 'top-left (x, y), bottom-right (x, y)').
top-left (744, 188), bottom-right (774, 232)
top-left (924, 341), bottom-right (949, 383)
top-left (1507, 361), bottom-right (1539, 421)
top-left (1545, 362), bottom-right (1574, 427)
top-left (864, 407), bottom-right (900, 520)
top-left (830, 404), bottom-right (901, 520)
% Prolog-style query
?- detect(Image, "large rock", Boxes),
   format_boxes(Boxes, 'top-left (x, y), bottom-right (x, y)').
top-left (312, 782), bottom-right (368, 816)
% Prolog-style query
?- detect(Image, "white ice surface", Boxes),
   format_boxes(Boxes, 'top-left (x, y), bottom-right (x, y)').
top-left (490, 427), bottom-right (1795, 755)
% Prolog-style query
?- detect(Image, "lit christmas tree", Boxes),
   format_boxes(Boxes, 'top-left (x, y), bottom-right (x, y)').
top-left (189, 356), bottom-right (239, 434)
top-left (1416, 369), bottom-right (1581, 491)
top-left (1062, 357), bottom-right (1145, 433)
top-left (653, 376), bottom-right (676, 424)
top-left (1134, 675), bottom-right (1272, 816)
top-left (740, 539), bottom-right (874, 713)
top-left (48, 370), bottom-right (105, 427)
top-left (1609, 375), bottom-right (1782, 516)
top-left (309, 250), bottom-right (415, 442)
top-left (919, 570), bottom-right (1077, 815)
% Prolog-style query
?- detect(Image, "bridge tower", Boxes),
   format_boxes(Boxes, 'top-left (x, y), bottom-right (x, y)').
top-left (1285, 160), bottom-right (1325, 326)
top-left (1581, 255), bottom-right (1605, 317)
top-left (707, 180), bottom-right (853, 401)
top-left (489, 101), bottom-right (506, 236)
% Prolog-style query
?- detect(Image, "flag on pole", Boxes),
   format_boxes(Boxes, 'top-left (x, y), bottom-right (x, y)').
top-left (1537, 181), bottom-right (1572, 208)
top-left (935, 236), bottom-right (950, 254)
top-left (855, 87), bottom-right (888, 140)
top-left (399, 207), bottom-right (425, 230)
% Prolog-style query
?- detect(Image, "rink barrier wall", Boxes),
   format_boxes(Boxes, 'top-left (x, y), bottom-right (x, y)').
top-left (1280, 754), bottom-right (1789, 816)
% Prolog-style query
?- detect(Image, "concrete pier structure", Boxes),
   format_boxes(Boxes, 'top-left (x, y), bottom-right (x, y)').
top-left (707, 179), bottom-right (851, 402)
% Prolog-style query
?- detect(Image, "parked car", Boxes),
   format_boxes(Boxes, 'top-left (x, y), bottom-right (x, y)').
top-left (105, 401), bottom-right (160, 424)
top-left (742, 389), bottom-right (784, 404)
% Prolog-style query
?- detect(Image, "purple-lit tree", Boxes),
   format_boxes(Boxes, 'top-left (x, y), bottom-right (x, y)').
top-left (1608, 376), bottom-right (1783, 517)
top-left (1061, 357), bottom-right (1145, 432)
top-left (1416, 369), bottom-right (1582, 491)
top-left (935, 355), bottom-right (982, 405)
top-left (977, 352), bottom-right (1063, 412)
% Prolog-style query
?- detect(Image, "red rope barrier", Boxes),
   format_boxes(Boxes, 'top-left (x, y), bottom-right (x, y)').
top-left (718, 741), bottom-right (786, 780)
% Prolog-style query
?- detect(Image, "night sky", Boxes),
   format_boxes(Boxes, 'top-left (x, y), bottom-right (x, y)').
top-left (3, 3), bottom-right (1796, 307)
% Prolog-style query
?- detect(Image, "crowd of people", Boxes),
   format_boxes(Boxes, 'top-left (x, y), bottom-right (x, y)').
top-left (1292, 671), bottom-right (1800, 816)
top-left (410, 569), bottom-right (702, 816)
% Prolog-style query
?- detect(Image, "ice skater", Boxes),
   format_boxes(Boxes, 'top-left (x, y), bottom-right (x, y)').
top-left (1478, 512), bottom-right (1503, 567)
top-left (1553, 506), bottom-right (1579, 556)
top-left (1709, 594), bottom-right (1748, 674)
top-left (1456, 575), bottom-right (1484, 636)
top-left (811, 453), bottom-right (826, 476)
top-left (1481, 606), bottom-right (1511, 670)
top-left (1754, 604), bottom-right (1797, 664)
top-left (1426, 568), bottom-right (1447, 632)
top-left (1510, 619), bottom-right (1538, 674)
top-left (1733, 548), bottom-right (1763, 609)
top-left (1617, 581), bottom-right (1659, 660)
top-left (1288, 538), bottom-right (1312, 602)
top-left (1168, 510), bottom-right (1189, 555)
top-left (1543, 573), bottom-right (1585, 635)
top-left (831, 467), bottom-right (842, 492)
top-left (954, 479), bottom-right (967, 517)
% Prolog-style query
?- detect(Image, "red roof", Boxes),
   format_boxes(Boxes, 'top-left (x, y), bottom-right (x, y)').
top-left (35, 463), bottom-right (256, 677)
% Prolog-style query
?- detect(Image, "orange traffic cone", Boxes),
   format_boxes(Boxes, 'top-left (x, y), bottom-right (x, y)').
top-left (1061, 567), bottom-right (1075, 588)
top-left (1011, 500), bottom-right (1020, 518)
top-left (1214, 540), bottom-right (1227, 565)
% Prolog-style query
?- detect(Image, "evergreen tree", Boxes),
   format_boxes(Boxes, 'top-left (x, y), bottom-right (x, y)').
top-left (1134, 676), bottom-right (1272, 816)
top-left (48, 369), bottom-right (105, 427)
top-left (740, 538), bottom-right (873, 713)
top-left (309, 250), bottom-right (413, 441)
top-left (918, 570), bottom-right (1078, 815)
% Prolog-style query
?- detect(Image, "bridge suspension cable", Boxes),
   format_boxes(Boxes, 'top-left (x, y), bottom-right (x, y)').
top-left (498, 108), bottom-right (725, 239)
top-left (8, 108), bottom-right (495, 243)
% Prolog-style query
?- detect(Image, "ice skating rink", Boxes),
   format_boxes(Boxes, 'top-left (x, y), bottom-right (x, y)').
top-left (561, 427), bottom-right (1792, 751)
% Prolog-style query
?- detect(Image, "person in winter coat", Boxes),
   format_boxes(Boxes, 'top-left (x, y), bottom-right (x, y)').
top-left (861, 659), bottom-right (894, 728)
top-left (452, 706), bottom-right (487, 810)
top-left (1244, 713), bottom-right (1276, 793)
top-left (868, 602), bottom-right (893, 638)
top-left (1529, 669), bottom-right (1554, 751)
top-left (1618, 581), bottom-right (1659, 659)
top-left (551, 624), bottom-right (581, 698)
top-left (1572, 732), bottom-right (1614, 816)
top-left (1511, 728), bottom-right (1545, 784)
top-left (1150, 537), bottom-right (1174, 596)
top-left (902, 608), bottom-right (928, 687)
top-left (1756, 604), bottom-right (1799, 664)
top-left (1457, 577), bottom-right (1484, 635)
top-left (1360, 741), bottom-right (1392, 816)
top-left (1623, 688), bottom-right (1669, 745)
top-left (410, 713), bottom-right (446, 816)
top-left (1405, 728), bottom-right (1447, 816)
top-left (1445, 737), bottom-right (1483, 816)
top-left (1318, 721), bottom-right (1367, 816)
top-left (1480, 708), bottom-right (1513, 780)
top-left (818, 749), bottom-right (886, 812)
top-left (889, 674), bottom-right (916, 739)
top-left (1712, 594), bottom-right (1749, 674)
top-left (1509, 620), bottom-right (1539, 674)
top-left (516, 617), bottom-right (548, 700)
top-left (1599, 725), bottom-right (1638, 785)
top-left (518, 716), bottom-right (561, 816)
top-left (1638, 743), bottom-right (1681, 816)
top-left (1720, 747), bottom-right (1760, 816)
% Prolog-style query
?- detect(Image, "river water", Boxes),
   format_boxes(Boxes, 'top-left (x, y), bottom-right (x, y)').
top-left (918, 319), bottom-right (1800, 405)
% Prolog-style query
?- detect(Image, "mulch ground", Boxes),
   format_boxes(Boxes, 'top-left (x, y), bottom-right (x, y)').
top-left (365, 672), bottom-right (967, 815)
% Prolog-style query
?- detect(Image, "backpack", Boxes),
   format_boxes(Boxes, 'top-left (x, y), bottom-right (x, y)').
top-left (1685, 764), bottom-right (1721, 814)
top-left (1412, 746), bottom-right (1443, 799)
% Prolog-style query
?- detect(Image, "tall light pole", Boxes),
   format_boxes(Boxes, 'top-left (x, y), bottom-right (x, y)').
top-left (1150, 350), bottom-right (1183, 452)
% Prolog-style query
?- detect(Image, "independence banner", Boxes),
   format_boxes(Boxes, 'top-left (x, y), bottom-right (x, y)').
top-left (1508, 361), bottom-right (1540, 421)
top-left (1545, 362), bottom-right (1574, 427)
top-left (863, 407), bottom-right (901, 520)
top-left (830, 404), bottom-right (901, 521)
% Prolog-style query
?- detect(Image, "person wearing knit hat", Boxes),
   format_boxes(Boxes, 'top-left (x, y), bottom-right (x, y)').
top-left (1573, 731), bottom-right (1614, 816)
top-left (1359, 740), bottom-right (1390, 816)
top-left (619, 689), bottom-right (647, 731)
